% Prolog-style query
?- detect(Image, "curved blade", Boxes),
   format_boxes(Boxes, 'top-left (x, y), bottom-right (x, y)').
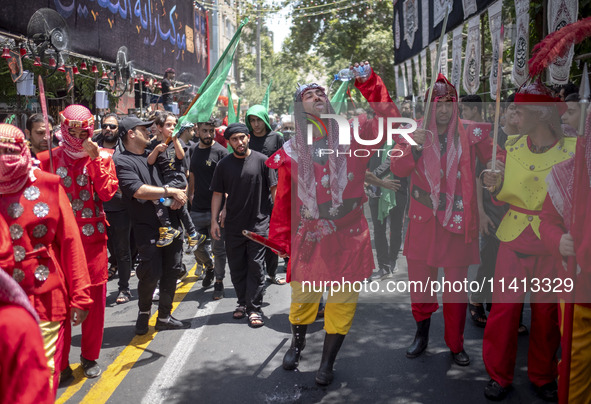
top-left (37, 75), bottom-right (54, 173)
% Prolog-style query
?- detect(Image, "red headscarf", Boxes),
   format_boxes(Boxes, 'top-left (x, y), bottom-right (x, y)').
top-left (0, 124), bottom-right (32, 195)
top-left (60, 104), bottom-right (94, 159)
top-left (421, 74), bottom-right (461, 226)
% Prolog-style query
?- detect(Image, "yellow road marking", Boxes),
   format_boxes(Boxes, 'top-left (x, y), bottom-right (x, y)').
top-left (56, 270), bottom-right (199, 404)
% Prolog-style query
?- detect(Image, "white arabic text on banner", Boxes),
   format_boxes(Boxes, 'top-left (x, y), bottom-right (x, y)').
top-left (451, 25), bottom-right (463, 90)
top-left (547, 0), bottom-right (578, 85)
top-left (512, 0), bottom-right (529, 87)
top-left (433, 0), bottom-right (453, 28)
top-left (488, 0), bottom-right (503, 100)
top-left (462, 15), bottom-right (481, 95)
top-left (462, 0), bottom-right (477, 19)
top-left (403, 0), bottom-right (419, 49)
top-left (405, 59), bottom-right (414, 95)
top-left (420, 49), bottom-right (428, 95)
top-left (395, 10), bottom-right (401, 49)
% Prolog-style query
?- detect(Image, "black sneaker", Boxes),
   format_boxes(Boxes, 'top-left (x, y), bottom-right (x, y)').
top-left (155, 315), bottom-right (191, 331)
top-left (202, 268), bottom-right (214, 288)
top-left (135, 312), bottom-right (150, 335)
top-left (212, 281), bottom-right (224, 300)
top-left (59, 365), bottom-right (74, 387)
top-left (80, 355), bottom-right (102, 378)
top-left (532, 380), bottom-right (558, 402)
top-left (484, 379), bottom-right (511, 401)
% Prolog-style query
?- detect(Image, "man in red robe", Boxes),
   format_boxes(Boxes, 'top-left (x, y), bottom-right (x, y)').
top-left (38, 105), bottom-right (118, 379)
top-left (540, 109), bottom-right (591, 403)
top-left (390, 74), bottom-right (496, 366)
top-left (268, 63), bottom-right (400, 385)
top-left (0, 123), bottom-right (92, 395)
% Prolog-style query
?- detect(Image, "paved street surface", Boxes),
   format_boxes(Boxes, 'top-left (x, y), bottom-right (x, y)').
top-left (55, 249), bottom-right (550, 404)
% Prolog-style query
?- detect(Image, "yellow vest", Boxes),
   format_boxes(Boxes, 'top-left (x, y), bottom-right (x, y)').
top-left (496, 135), bottom-right (576, 242)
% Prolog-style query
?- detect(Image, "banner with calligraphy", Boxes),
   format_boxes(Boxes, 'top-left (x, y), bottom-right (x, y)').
top-left (405, 59), bottom-right (414, 95)
top-left (0, 0), bottom-right (209, 83)
top-left (420, 49), bottom-right (427, 95)
top-left (393, 0), bottom-right (496, 64)
top-left (488, 0), bottom-right (503, 99)
top-left (412, 54), bottom-right (422, 96)
top-left (463, 15), bottom-right (481, 95)
top-left (511, 0), bottom-right (529, 87)
top-left (440, 33), bottom-right (449, 77)
top-left (547, 0), bottom-right (578, 85)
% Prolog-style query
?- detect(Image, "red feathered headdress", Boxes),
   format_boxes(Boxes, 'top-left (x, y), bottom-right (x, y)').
top-left (529, 17), bottom-right (591, 78)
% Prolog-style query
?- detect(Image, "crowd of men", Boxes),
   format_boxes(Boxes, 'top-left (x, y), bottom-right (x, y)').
top-left (0, 61), bottom-right (589, 403)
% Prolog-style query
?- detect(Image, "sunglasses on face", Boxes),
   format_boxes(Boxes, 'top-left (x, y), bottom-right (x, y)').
top-left (103, 124), bottom-right (118, 130)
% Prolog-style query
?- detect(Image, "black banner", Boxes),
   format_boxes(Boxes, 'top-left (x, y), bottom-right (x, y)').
top-left (0, 0), bottom-right (208, 84)
top-left (393, 0), bottom-right (496, 64)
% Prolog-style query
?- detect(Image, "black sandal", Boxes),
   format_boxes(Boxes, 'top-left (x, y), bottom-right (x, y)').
top-left (248, 312), bottom-right (264, 328)
top-left (233, 305), bottom-right (246, 320)
top-left (468, 302), bottom-right (487, 328)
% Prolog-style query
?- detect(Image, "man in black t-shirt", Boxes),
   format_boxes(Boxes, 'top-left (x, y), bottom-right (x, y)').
top-left (114, 116), bottom-right (191, 335)
top-left (160, 68), bottom-right (190, 112)
top-left (245, 105), bottom-right (285, 285)
top-left (210, 123), bottom-right (277, 328)
top-left (188, 118), bottom-right (229, 298)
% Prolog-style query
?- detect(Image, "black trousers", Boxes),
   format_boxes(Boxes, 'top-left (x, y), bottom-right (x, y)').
top-left (225, 232), bottom-right (266, 313)
top-left (471, 233), bottom-right (500, 304)
top-left (135, 235), bottom-right (183, 318)
top-left (106, 209), bottom-right (133, 291)
top-left (368, 183), bottom-right (408, 270)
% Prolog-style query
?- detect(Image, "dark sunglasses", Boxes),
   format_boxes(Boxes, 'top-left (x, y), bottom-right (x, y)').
top-left (103, 124), bottom-right (118, 130)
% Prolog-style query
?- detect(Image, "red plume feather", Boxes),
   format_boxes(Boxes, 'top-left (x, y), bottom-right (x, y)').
top-left (529, 17), bottom-right (591, 78)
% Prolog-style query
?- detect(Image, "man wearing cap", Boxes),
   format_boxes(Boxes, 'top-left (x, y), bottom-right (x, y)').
top-left (245, 104), bottom-right (286, 285)
top-left (0, 123), bottom-right (92, 394)
top-left (161, 68), bottom-right (190, 112)
top-left (210, 122), bottom-right (277, 327)
top-left (482, 82), bottom-right (576, 401)
top-left (37, 105), bottom-right (118, 380)
top-left (390, 74), bottom-right (497, 367)
top-left (114, 116), bottom-right (191, 334)
top-left (188, 117), bottom-right (228, 297)
top-left (266, 63), bottom-right (400, 385)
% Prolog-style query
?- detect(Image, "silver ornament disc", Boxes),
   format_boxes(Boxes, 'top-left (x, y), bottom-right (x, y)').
top-left (56, 167), bottom-right (68, 178)
top-left (34, 265), bottom-right (50, 282)
top-left (33, 202), bottom-right (50, 218)
top-left (9, 224), bottom-right (24, 240)
top-left (76, 174), bottom-right (88, 187)
top-left (62, 176), bottom-right (72, 188)
top-left (97, 222), bottom-right (105, 234)
top-left (13, 245), bottom-right (26, 262)
top-left (72, 199), bottom-right (84, 211)
top-left (7, 203), bottom-right (24, 219)
top-left (82, 224), bottom-right (95, 236)
top-left (81, 208), bottom-right (93, 218)
top-left (79, 190), bottom-right (91, 201)
top-left (12, 268), bottom-right (25, 283)
top-left (32, 224), bottom-right (48, 238)
top-left (24, 186), bottom-right (40, 201)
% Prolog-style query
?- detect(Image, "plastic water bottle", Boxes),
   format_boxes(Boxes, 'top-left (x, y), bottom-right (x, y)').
top-left (159, 197), bottom-right (173, 207)
top-left (355, 64), bottom-right (371, 79)
top-left (334, 68), bottom-right (355, 81)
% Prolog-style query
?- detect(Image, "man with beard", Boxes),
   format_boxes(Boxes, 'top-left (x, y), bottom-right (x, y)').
top-left (390, 74), bottom-right (497, 367)
top-left (0, 123), bottom-right (92, 395)
top-left (210, 123), bottom-right (277, 328)
top-left (188, 118), bottom-right (229, 298)
top-left (267, 62), bottom-right (400, 385)
top-left (98, 114), bottom-right (134, 304)
top-left (38, 105), bottom-right (119, 379)
top-left (245, 105), bottom-right (286, 285)
top-left (482, 81), bottom-right (575, 401)
top-left (25, 114), bottom-right (54, 159)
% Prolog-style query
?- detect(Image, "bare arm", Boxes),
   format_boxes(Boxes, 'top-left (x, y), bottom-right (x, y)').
top-left (188, 172), bottom-right (195, 206)
top-left (133, 184), bottom-right (187, 205)
top-left (172, 136), bottom-right (185, 160)
top-left (147, 143), bottom-right (167, 165)
top-left (271, 185), bottom-right (277, 204)
top-left (211, 192), bottom-right (223, 240)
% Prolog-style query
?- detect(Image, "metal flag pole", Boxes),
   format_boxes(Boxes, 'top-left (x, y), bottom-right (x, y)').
top-left (578, 63), bottom-right (589, 137)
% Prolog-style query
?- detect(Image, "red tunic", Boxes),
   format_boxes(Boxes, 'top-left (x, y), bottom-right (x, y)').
top-left (391, 121), bottom-right (497, 266)
top-left (267, 72), bottom-right (400, 282)
top-left (38, 147), bottom-right (118, 285)
top-left (0, 170), bottom-right (92, 321)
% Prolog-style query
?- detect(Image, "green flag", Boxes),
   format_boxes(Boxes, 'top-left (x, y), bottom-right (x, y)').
top-left (177, 18), bottom-right (248, 131)
top-left (227, 85), bottom-right (238, 124)
top-left (330, 80), bottom-right (349, 115)
top-left (261, 79), bottom-right (273, 110)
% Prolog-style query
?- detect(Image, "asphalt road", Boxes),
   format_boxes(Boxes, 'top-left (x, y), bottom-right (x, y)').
top-left (56, 222), bottom-right (549, 404)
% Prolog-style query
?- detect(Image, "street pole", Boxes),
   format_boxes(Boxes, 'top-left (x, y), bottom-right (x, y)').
top-left (256, 4), bottom-right (261, 86)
